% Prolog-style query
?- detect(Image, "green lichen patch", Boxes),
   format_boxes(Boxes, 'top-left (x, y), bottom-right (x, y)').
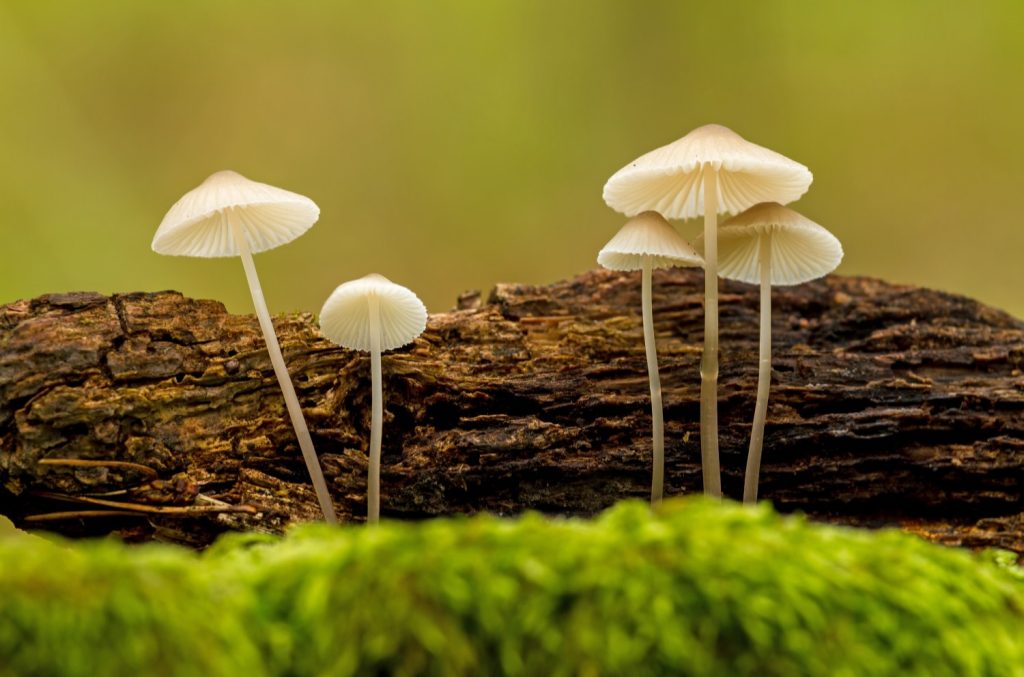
top-left (2, 499), bottom-right (1023, 676)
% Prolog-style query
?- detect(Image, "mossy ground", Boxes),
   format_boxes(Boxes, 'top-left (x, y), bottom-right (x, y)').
top-left (1, 500), bottom-right (1022, 676)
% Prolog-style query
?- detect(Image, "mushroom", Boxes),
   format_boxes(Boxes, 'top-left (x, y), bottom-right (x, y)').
top-left (603, 124), bottom-right (813, 498)
top-left (713, 202), bottom-right (842, 503)
top-left (152, 170), bottom-right (337, 523)
top-left (597, 211), bottom-right (704, 505)
top-left (318, 274), bottom-right (427, 524)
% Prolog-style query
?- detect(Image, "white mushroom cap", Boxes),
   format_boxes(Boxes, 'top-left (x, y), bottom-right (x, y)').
top-left (319, 274), bottom-right (428, 352)
top-left (602, 124), bottom-right (813, 220)
top-left (710, 202), bottom-right (843, 286)
top-left (152, 170), bottom-right (320, 258)
top-left (597, 211), bottom-right (704, 272)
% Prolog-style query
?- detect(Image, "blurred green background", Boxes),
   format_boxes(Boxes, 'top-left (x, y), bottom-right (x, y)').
top-left (1, 1), bottom-right (1022, 316)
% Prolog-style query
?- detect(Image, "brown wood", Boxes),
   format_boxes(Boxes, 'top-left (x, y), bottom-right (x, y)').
top-left (1, 270), bottom-right (1022, 552)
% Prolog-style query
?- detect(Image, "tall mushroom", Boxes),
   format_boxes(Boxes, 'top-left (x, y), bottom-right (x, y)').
top-left (152, 170), bottom-right (337, 523)
top-left (603, 124), bottom-right (813, 497)
top-left (713, 202), bottom-right (843, 503)
top-left (597, 211), bottom-right (703, 505)
top-left (318, 274), bottom-right (427, 524)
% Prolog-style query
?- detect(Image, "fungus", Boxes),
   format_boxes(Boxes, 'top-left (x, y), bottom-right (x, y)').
top-left (713, 202), bottom-right (842, 502)
top-left (603, 124), bottom-right (813, 497)
top-left (152, 170), bottom-right (337, 523)
top-left (318, 274), bottom-right (427, 524)
top-left (598, 211), bottom-right (704, 504)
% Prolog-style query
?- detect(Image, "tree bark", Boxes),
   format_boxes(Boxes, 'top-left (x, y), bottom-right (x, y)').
top-left (1, 270), bottom-right (1022, 552)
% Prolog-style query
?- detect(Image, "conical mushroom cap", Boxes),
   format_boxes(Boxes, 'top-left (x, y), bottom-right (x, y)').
top-left (597, 211), bottom-right (704, 272)
top-left (152, 170), bottom-right (320, 258)
top-left (602, 124), bottom-right (813, 220)
top-left (319, 274), bottom-right (428, 352)
top-left (709, 202), bottom-right (843, 286)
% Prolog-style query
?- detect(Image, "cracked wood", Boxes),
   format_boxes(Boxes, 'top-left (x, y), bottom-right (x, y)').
top-left (1, 269), bottom-right (1022, 551)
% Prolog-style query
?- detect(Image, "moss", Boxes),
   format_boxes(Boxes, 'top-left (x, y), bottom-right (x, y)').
top-left (0, 533), bottom-right (266, 677)
top-left (2, 499), bottom-right (1023, 676)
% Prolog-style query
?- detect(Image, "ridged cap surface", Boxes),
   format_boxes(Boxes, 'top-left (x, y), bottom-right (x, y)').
top-left (603, 124), bottom-right (813, 220)
top-left (597, 211), bottom-right (703, 271)
top-left (319, 274), bottom-right (427, 352)
top-left (710, 202), bottom-right (843, 285)
top-left (152, 170), bottom-right (319, 258)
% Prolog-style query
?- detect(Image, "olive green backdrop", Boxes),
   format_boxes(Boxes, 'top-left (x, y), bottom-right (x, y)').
top-left (1, 1), bottom-right (1021, 316)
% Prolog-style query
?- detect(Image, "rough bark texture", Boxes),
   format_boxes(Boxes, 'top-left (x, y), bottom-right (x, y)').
top-left (1, 270), bottom-right (1022, 552)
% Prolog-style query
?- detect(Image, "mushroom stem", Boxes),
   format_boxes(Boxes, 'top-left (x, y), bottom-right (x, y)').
top-left (744, 233), bottom-right (773, 504)
top-left (699, 168), bottom-right (723, 498)
top-left (367, 294), bottom-right (383, 524)
top-left (228, 217), bottom-right (337, 524)
top-left (641, 256), bottom-right (665, 505)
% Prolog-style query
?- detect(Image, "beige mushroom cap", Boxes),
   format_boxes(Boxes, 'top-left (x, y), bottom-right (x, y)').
top-left (602, 124), bottom-right (813, 220)
top-left (710, 202), bottom-right (843, 286)
top-left (598, 211), bottom-right (704, 272)
top-left (152, 170), bottom-right (320, 258)
top-left (319, 274), bottom-right (427, 352)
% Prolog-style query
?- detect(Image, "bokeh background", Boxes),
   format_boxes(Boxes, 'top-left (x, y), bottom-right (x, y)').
top-left (1, 1), bottom-right (1022, 316)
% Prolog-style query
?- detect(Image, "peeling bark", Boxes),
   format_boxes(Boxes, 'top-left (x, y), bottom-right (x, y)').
top-left (1, 270), bottom-right (1022, 551)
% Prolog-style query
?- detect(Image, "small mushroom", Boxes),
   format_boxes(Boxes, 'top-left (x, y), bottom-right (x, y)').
top-left (713, 202), bottom-right (842, 503)
top-left (603, 124), bottom-right (813, 498)
top-left (598, 211), bottom-right (704, 504)
top-left (152, 170), bottom-right (337, 523)
top-left (318, 274), bottom-right (427, 524)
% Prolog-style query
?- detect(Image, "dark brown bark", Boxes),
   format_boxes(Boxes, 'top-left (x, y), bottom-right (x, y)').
top-left (1, 270), bottom-right (1022, 552)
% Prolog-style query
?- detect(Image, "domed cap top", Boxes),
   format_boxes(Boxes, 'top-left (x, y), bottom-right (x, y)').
top-left (319, 274), bottom-right (428, 352)
top-left (602, 124), bottom-right (813, 220)
top-left (152, 170), bottom-right (320, 258)
top-left (714, 202), bottom-right (843, 286)
top-left (597, 211), bottom-right (704, 272)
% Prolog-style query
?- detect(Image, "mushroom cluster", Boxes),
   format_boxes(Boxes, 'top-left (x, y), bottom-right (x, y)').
top-left (149, 124), bottom-right (842, 525)
top-left (601, 124), bottom-right (842, 503)
top-left (154, 173), bottom-right (428, 524)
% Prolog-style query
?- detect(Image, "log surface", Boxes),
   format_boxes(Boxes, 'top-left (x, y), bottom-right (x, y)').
top-left (1, 270), bottom-right (1022, 551)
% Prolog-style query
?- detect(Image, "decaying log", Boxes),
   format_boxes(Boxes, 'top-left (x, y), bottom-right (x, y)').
top-left (1, 270), bottom-right (1022, 551)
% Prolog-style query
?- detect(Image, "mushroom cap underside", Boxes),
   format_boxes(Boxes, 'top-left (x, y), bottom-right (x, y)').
top-left (152, 170), bottom-right (319, 258)
top-left (603, 124), bottom-right (812, 221)
top-left (701, 202), bottom-right (843, 285)
top-left (598, 211), bottom-right (704, 271)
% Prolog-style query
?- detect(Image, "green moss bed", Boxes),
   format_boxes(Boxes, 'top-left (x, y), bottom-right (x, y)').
top-left (1, 500), bottom-right (1022, 676)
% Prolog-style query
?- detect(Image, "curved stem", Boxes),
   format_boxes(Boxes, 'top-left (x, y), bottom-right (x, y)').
top-left (228, 217), bottom-right (337, 524)
top-left (744, 233), bottom-right (773, 504)
top-left (699, 168), bottom-right (722, 498)
top-left (368, 295), bottom-right (383, 524)
top-left (641, 257), bottom-right (665, 505)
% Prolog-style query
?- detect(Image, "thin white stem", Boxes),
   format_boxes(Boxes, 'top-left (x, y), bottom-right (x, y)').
top-left (368, 295), bottom-right (383, 524)
top-left (744, 233), bottom-right (773, 504)
top-left (699, 168), bottom-right (722, 498)
top-left (641, 257), bottom-right (665, 505)
top-left (228, 216), bottom-right (337, 524)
